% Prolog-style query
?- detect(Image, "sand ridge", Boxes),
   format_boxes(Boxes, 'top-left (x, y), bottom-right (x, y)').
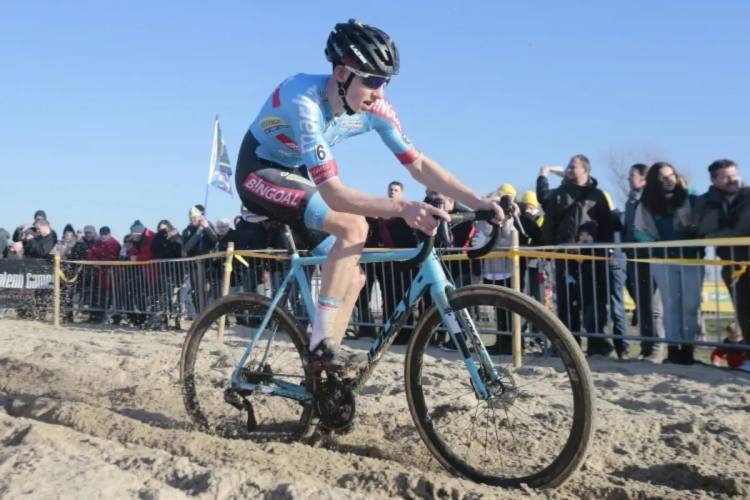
top-left (1, 320), bottom-right (749, 499)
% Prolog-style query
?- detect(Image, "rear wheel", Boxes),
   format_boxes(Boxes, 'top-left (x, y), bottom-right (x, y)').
top-left (404, 284), bottom-right (596, 489)
top-left (179, 293), bottom-right (317, 443)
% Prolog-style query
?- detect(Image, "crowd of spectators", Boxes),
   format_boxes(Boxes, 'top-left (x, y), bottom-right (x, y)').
top-left (1, 156), bottom-right (748, 371)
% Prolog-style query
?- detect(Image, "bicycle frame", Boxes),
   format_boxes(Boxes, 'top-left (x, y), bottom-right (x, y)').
top-left (230, 243), bottom-right (500, 403)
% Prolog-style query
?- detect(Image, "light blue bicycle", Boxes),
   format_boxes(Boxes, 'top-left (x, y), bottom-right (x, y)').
top-left (179, 201), bottom-right (596, 489)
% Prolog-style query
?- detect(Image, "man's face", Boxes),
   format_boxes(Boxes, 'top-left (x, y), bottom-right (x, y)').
top-left (84, 230), bottom-right (96, 241)
top-left (131, 231), bottom-right (143, 242)
top-left (63, 232), bottom-right (74, 242)
top-left (628, 168), bottom-right (646, 190)
top-left (34, 223), bottom-right (50, 237)
top-left (388, 183), bottom-right (402, 199)
top-left (336, 67), bottom-right (387, 114)
top-left (565, 158), bottom-right (587, 182)
top-left (216, 222), bottom-right (230, 236)
top-left (190, 216), bottom-right (202, 227)
top-left (712, 165), bottom-right (741, 195)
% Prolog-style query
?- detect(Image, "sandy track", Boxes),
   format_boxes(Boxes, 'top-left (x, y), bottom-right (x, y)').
top-left (1, 320), bottom-right (749, 499)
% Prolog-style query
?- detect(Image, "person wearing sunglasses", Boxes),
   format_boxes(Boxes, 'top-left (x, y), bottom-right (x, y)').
top-left (235, 19), bottom-right (512, 374)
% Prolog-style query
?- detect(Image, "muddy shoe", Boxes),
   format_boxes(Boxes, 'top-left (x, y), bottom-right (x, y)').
top-left (305, 340), bottom-right (367, 375)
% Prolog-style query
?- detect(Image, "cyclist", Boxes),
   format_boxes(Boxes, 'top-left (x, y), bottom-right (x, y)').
top-left (236, 19), bottom-right (511, 374)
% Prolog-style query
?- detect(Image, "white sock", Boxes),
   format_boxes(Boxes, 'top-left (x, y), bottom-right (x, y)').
top-left (309, 296), bottom-right (341, 351)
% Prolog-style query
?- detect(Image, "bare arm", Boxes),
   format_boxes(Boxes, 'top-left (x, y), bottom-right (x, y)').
top-left (405, 154), bottom-right (484, 210)
top-left (317, 178), bottom-right (407, 218)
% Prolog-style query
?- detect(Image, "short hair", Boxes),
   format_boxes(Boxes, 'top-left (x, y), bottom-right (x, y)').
top-left (630, 163), bottom-right (648, 176)
top-left (388, 181), bottom-right (403, 189)
top-left (708, 159), bottom-right (737, 178)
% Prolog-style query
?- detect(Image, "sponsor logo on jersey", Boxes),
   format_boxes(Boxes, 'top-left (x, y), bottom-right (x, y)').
top-left (292, 95), bottom-right (324, 155)
top-left (370, 99), bottom-right (402, 131)
top-left (340, 120), bottom-right (364, 128)
top-left (275, 134), bottom-right (299, 152)
top-left (286, 174), bottom-right (315, 186)
top-left (309, 160), bottom-right (339, 185)
top-left (260, 116), bottom-right (288, 134)
top-left (242, 173), bottom-right (305, 208)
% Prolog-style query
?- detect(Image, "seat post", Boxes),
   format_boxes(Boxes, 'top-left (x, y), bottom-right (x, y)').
top-left (281, 224), bottom-right (298, 256)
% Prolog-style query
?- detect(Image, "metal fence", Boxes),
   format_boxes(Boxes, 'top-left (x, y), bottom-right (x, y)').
top-left (38, 235), bottom-right (750, 364)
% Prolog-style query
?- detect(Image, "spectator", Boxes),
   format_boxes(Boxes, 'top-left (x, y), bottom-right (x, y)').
top-left (150, 220), bottom-right (183, 329)
top-left (181, 205), bottom-right (219, 313)
top-left (569, 221), bottom-right (609, 352)
top-left (603, 191), bottom-right (630, 360)
top-left (13, 210), bottom-right (58, 245)
top-left (52, 224), bottom-right (77, 258)
top-left (182, 205), bottom-right (219, 257)
top-left (69, 225), bottom-right (97, 260)
top-left (710, 321), bottom-right (748, 371)
top-left (14, 219), bottom-right (55, 259)
top-left (622, 163), bottom-right (665, 362)
top-left (387, 181), bottom-right (403, 199)
top-left (127, 220), bottom-right (157, 327)
top-left (537, 155), bottom-right (615, 356)
top-left (0, 228), bottom-right (10, 258)
top-left (151, 219), bottom-right (183, 260)
top-left (517, 190), bottom-right (545, 307)
top-left (232, 206), bottom-right (272, 296)
top-left (694, 159), bottom-right (750, 369)
top-left (634, 162), bottom-right (704, 365)
top-left (86, 226), bottom-right (122, 323)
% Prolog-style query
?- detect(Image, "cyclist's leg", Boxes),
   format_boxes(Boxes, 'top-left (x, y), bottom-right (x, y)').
top-left (235, 131), bottom-right (367, 371)
top-left (302, 196), bottom-right (368, 347)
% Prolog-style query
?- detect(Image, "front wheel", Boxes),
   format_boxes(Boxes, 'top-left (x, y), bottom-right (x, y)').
top-left (404, 284), bottom-right (596, 489)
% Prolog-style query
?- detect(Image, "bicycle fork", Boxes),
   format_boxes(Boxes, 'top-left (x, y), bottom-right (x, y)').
top-left (430, 283), bottom-right (500, 401)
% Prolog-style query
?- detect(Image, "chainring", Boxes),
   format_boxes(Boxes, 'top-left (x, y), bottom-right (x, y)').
top-left (314, 375), bottom-right (357, 431)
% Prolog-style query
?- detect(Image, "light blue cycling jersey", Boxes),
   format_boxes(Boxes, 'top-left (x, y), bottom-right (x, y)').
top-left (248, 73), bottom-right (420, 186)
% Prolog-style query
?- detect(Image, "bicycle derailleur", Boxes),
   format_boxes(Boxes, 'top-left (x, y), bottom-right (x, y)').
top-left (223, 363), bottom-right (275, 432)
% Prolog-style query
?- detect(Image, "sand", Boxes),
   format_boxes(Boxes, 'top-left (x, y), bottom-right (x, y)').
top-left (1, 319), bottom-right (749, 499)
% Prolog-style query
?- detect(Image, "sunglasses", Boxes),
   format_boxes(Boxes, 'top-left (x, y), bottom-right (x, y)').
top-left (346, 66), bottom-right (390, 89)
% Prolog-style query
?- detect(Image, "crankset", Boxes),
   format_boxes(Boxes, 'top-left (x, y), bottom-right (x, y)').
top-left (313, 374), bottom-right (356, 432)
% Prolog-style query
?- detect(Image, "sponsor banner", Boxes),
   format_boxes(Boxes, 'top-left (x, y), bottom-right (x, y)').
top-left (0, 258), bottom-right (54, 308)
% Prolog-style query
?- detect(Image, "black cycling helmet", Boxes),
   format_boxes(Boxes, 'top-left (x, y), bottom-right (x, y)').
top-left (325, 19), bottom-right (400, 77)
top-left (325, 20), bottom-right (399, 115)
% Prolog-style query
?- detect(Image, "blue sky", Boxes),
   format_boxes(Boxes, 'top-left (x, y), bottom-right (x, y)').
top-left (2, 1), bottom-right (749, 238)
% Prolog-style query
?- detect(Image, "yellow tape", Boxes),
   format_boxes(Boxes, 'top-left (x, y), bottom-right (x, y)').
top-left (234, 255), bottom-right (249, 268)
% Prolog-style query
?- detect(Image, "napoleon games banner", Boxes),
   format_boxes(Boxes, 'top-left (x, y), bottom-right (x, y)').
top-left (0, 259), bottom-right (54, 308)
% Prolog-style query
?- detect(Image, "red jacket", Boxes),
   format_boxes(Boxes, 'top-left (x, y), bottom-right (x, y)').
top-left (128, 229), bottom-right (158, 283)
top-left (87, 237), bottom-right (122, 289)
top-left (711, 339), bottom-right (747, 369)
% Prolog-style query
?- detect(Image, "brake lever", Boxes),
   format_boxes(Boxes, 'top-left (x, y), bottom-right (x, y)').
top-left (499, 195), bottom-right (528, 239)
top-left (433, 198), bottom-right (452, 247)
